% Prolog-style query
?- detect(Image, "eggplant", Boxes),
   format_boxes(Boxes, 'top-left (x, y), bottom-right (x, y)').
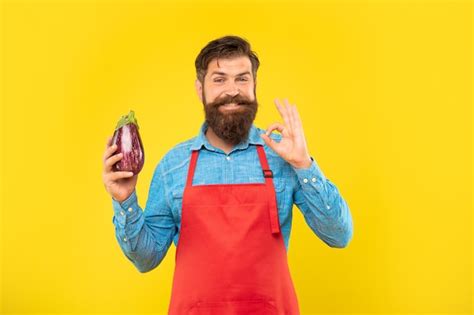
top-left (111, 110), bottom-right (144, 175)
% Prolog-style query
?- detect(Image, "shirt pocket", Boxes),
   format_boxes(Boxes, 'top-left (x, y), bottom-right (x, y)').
top-left (171, 186), bottom-right (185, 223)
top-left (247, 177), bottom-right (286, 193)
top-left (272, 178), bottom-right (287, 212)
top-left (272, 178), bottom-right (286, 193)
top-left (248, 176), bottom-right (286, 212)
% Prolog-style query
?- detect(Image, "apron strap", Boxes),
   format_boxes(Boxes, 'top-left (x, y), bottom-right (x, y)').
top-left (256, 145), bottom-right (281, 235)
top-left (186, 150), bottom-right (199, 187)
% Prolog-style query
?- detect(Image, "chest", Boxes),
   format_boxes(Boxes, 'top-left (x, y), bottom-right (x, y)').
top-left (166, 148), bottom-right (294, 226)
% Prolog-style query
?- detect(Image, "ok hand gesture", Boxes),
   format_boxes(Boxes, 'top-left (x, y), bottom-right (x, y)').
top-left (260, 98), bottom-right (312, 169)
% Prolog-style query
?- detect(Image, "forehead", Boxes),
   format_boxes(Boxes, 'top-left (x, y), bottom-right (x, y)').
top-left (207, 56), bottom-right (252, 76)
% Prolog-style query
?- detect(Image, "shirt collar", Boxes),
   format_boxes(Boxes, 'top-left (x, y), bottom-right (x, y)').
top-left (190, 121), bottom-right (265, 152)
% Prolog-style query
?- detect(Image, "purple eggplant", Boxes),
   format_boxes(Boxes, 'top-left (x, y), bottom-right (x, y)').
top-left (111, 110), bottom-right (144, 175)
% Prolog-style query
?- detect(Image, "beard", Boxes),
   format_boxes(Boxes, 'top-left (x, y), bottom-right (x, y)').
top-left (202, 88), bottom-right (258, 146)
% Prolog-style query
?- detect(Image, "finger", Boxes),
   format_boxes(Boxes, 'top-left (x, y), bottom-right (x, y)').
top-left (265, 122), bottom-right (290, 137)
top-left (108, 171), bottom-right (135, 181)
top-left (292, 104), bottom-right (304, 134)
top-left (104, 153), bottom-right (123, 172)
top-left (283, 98), bottom-right (295, 133)
top-left (106, 136), bottom-right (113, 148)
top-left (274, 99), bottom-right (292, 133)
top-left (103, 143), bottom-right (118, 162)
top-left (260, 133), bottom-right (278, 152)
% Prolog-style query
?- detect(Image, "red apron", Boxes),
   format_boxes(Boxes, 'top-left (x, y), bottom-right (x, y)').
top-left (168, 145), bottom-right (300, 315)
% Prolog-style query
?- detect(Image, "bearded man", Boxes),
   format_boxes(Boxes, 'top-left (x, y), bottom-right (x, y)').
top-left (103, 35), bottom-right (353, 315)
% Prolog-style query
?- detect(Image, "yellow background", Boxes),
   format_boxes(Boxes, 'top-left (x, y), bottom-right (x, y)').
top-left (1, 0), bottom-right (472, 314)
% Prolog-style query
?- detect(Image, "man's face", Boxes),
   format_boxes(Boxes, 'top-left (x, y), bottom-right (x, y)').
top-left (196, 56), bottom-right (258, 146)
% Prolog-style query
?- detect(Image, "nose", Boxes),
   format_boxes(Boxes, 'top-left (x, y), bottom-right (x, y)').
top-left (224, 82), bottom-right (240, 98)
top-left (225, 90), bottom-right (240, 98)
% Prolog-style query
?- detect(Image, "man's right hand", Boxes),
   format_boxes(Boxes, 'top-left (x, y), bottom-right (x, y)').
top-left (102, 136), bottom-right (138, 203)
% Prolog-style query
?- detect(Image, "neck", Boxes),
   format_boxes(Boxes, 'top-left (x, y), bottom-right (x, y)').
top-left (205, 126), bottom-right (234, 155)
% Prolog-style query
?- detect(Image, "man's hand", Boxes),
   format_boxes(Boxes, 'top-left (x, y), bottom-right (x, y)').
top-left (260, 98), bottom-right (312, 169)
top-left (102, 136), bottom-right (138, 202)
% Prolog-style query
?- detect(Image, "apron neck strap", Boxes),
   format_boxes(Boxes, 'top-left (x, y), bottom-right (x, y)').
top-left (186, 149), bottom-right (199, 187)
top-left (256, 145), bottom-right (281, 234)
top-left (186, 145), bottom-right (274, 187)
top-left (256, 145), bottom-right (274, 185)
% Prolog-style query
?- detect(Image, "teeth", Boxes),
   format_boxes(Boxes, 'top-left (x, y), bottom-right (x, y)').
top-left (219, 102), bottom-right (244, 111)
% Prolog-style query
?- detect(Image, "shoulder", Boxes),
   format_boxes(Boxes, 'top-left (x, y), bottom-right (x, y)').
top-left (166, 137), bottom-right (195, 159)
top-left (154, 136), bottom-right (195, 176)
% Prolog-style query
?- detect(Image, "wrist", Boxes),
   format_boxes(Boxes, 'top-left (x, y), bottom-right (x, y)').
top-left (291, 157), bottom-right (312, 169)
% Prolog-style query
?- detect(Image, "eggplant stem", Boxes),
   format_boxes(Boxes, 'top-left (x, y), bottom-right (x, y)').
top-left (115, 110), bottom-right (139, 130)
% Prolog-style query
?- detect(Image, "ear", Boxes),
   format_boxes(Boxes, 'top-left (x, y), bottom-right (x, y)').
top-left (195, 79), bottom-right (203, 102)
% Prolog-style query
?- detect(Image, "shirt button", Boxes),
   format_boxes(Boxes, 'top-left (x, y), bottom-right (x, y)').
top-left (226, 156), bottom-right (231, 161)
top-left (326, 205), bottom-right (331, 209)
top-left (123, 237), bottom-right (127, 242)
top-left (128, 207), bottom-right (133, 212)
top-left (303, 178), bottom-right (308, 183)
top-left (120, 210), bottom-right (125, 216)
top-left (312, 177), bottom-right (316, 182)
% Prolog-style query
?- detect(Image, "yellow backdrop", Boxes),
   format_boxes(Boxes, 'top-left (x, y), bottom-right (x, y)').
top-left (1, 0), bottom-right (472, 314)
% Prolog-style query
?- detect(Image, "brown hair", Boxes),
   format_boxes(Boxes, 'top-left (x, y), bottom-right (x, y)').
top-left (195, 35), bottom-right (260, 84)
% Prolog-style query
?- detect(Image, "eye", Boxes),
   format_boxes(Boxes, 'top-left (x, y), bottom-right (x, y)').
top-left (214, 78), bottom-right (224, 82)
top-left (237, 77), bottom-right (248, 81)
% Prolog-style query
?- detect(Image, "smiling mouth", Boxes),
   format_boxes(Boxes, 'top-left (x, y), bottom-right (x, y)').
top-left (220, 103), bottom-right (242, 110)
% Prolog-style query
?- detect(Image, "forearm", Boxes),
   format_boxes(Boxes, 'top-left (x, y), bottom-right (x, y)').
top-left (292, 157), bottom-right (353, 248)
top-left (112, 190), bottom-right (172, 272)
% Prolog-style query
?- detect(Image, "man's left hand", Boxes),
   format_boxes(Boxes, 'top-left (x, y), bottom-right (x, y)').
top-left (260, 98), bottom-right (312, 169)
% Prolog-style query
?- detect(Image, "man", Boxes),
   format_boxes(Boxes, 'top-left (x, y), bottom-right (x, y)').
top-left (102, 35), bottom-right (353, 314)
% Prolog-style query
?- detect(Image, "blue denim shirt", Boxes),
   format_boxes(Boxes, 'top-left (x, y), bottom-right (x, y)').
top-left (111, 121), bottom-right (353, 273)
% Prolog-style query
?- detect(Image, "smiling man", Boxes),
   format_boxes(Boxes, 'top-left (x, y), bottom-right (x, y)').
top-left (199, 55), bottom-right (258, 150)
top-left (103, 35), bottom-right (353, 315)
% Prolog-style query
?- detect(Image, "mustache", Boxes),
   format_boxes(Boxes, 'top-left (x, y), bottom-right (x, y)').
top-left (211, 94), bottom-right (255, 107)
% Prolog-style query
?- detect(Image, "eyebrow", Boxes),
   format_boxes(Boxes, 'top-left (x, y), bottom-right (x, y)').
top-left (210, 71), bottom-right (251, 77)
